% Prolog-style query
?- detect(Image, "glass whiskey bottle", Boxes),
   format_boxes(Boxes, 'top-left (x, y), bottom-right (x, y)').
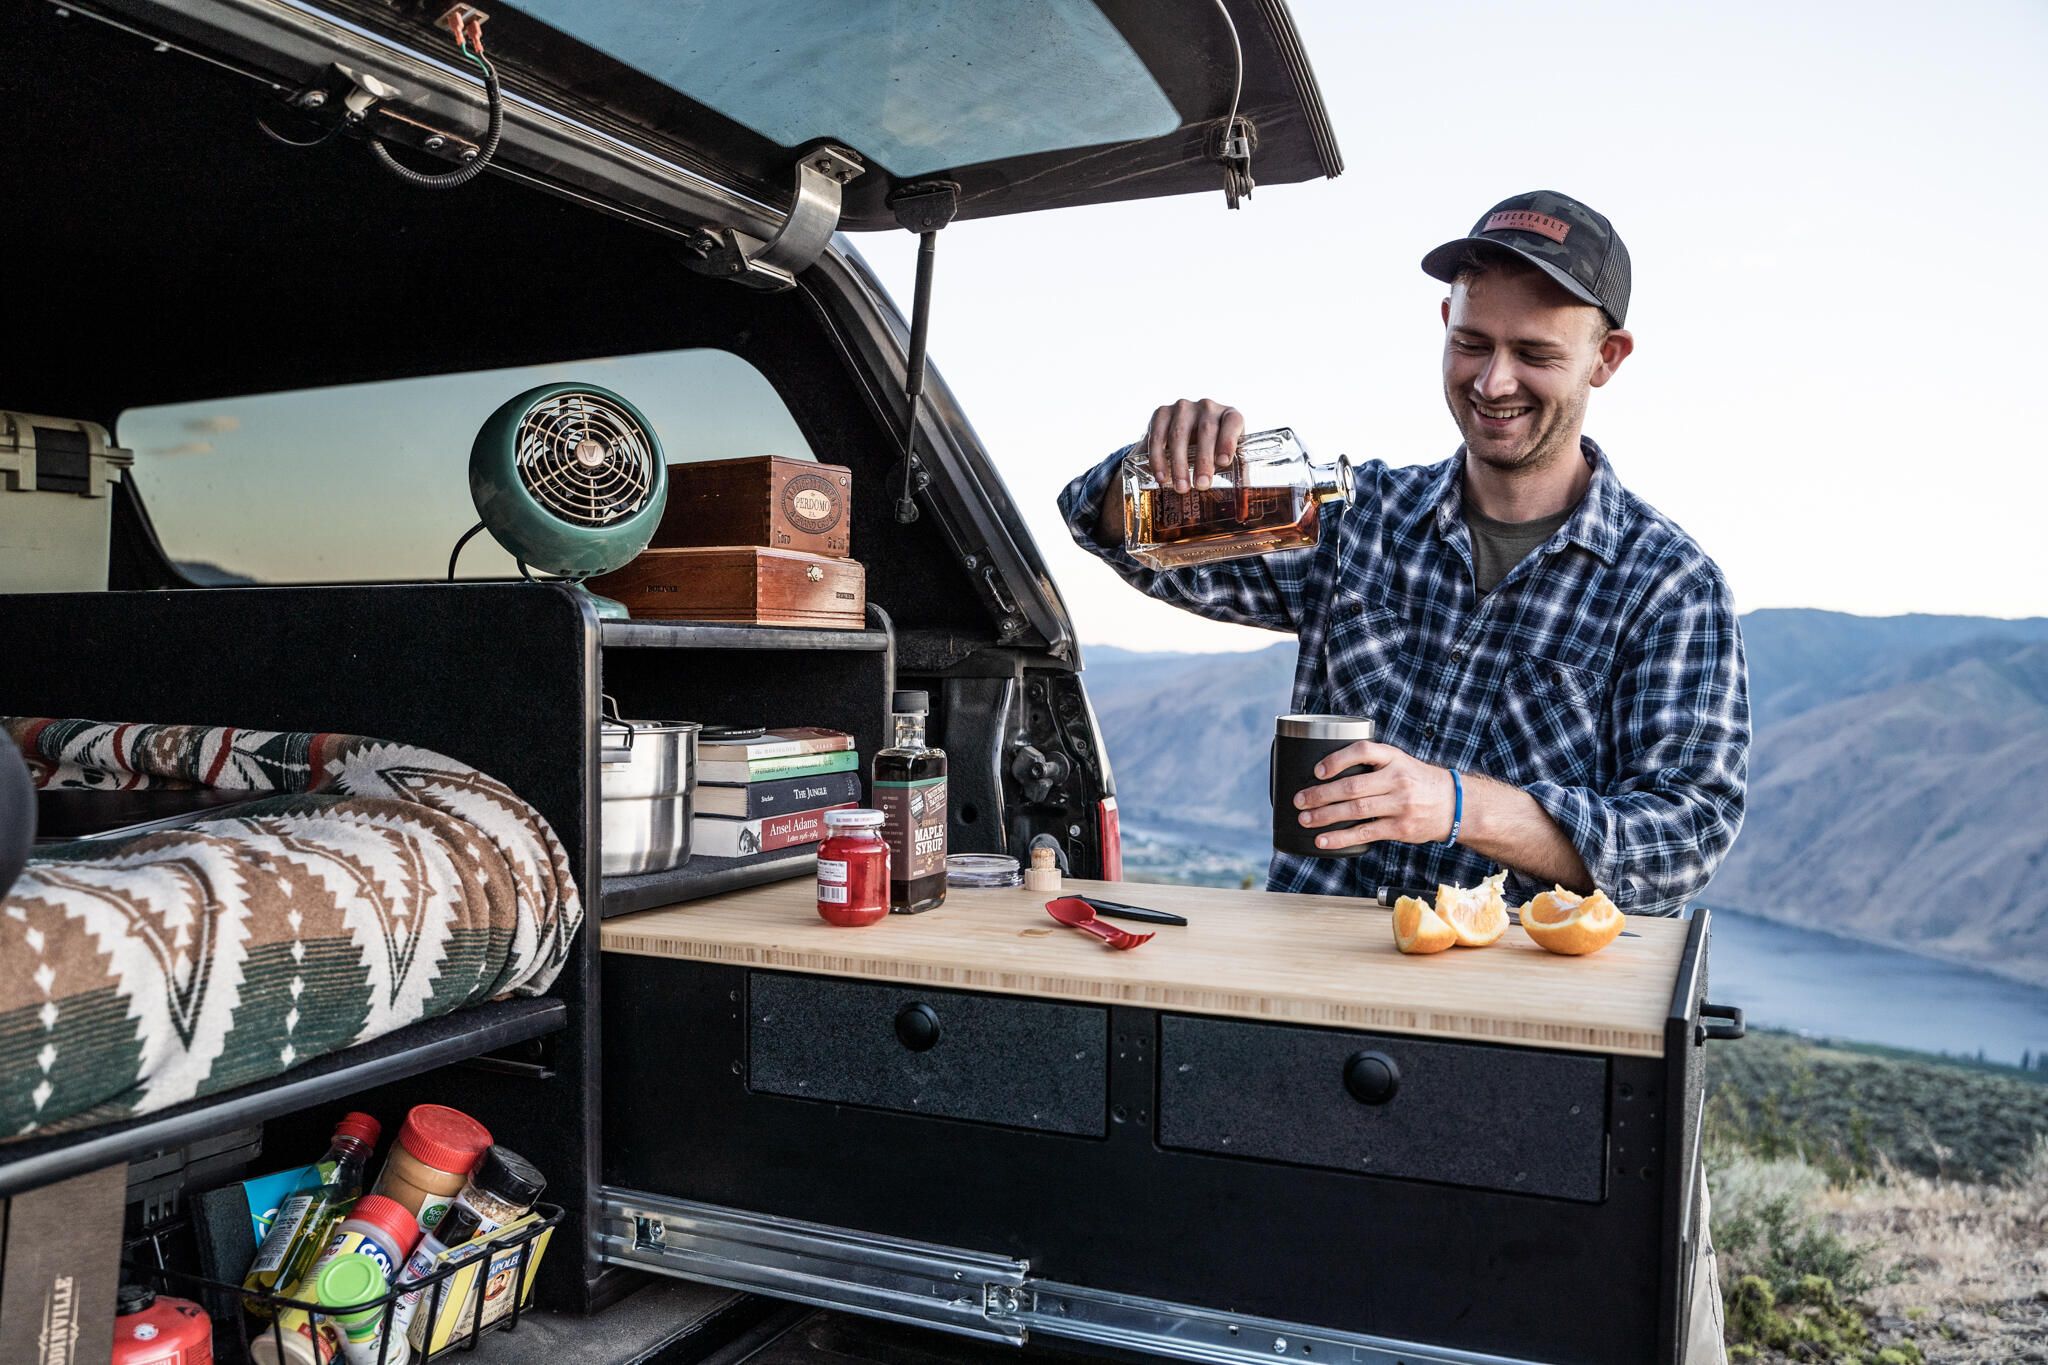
top-left (1120, 426), bottom-right (1353, 570)
top-left (873, 689), bottom-right (947, 913)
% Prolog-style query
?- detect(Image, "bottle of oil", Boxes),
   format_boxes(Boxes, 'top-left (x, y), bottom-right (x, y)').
top-left (873, 690), bottom-right (947, 913)
top-left (1121, 426), bottom-right (1352, 570)
top-left (242, 1111), bottom-right (380, 1314)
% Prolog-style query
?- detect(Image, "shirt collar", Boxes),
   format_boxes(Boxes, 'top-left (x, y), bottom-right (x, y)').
top-left (1433, 437), bottom-right (1628, 567)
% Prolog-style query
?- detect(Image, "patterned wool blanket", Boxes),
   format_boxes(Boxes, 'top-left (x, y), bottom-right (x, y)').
top-left (1, 718), bottom-right (582, 1138)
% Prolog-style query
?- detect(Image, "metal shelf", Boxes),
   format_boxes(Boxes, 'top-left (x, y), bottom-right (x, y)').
top-left (600, 621), bottom-right (889, 652)
top-left (0, 997), bottom-right (567, 1200)
top-left (601, 849), bottom-right (817, 919)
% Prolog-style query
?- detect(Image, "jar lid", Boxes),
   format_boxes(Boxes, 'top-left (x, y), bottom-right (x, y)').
top-left (314, 1253), bottom-right (388, 1322)
top-left (395, 1104), bottom-right (492, 1174)
top-left (946, 854), bottom-right (1021, 888)
top-left (332, 1111), bottom-right (381, 1147)
top-left (472, 1145), bottom-right (546, 1207)
top-left (341, 1195), bottom-right (419, 1255)
top-left (824, 808), bottom-right (884, 829)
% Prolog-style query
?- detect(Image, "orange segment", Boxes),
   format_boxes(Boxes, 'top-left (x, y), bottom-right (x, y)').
top-left (1520, 886), bottom-right (1626, 956)
top-left (1392, 895), bottom-right (1456, 955)
top-left (1435, 871), bottom-right (1508, 947)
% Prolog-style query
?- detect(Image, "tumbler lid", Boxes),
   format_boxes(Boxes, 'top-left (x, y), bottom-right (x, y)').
top-left (1275, 714), bottom-right (1376, 741)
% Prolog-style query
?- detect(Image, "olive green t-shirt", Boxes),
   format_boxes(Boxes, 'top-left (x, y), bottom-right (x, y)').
top-left (1465, 504), bottom-right (1574, 596)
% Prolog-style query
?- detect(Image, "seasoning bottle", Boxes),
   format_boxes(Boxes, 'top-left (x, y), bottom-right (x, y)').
top-left (313, 1253), bottom-right (405, 1365)
top-left (1120, 426), bottom-right (1353, 569)
top-left (244, 1112), bottom-right (381, 1314)
top-left (873, 691), bottom-right (947, 914)
top-left (817, 809), bottom-right (890, 925)
top-left (385, 1146), bottom-right (544, 1342)
top-left (370, 1105), bottom-right (492, 1233)
top-left (297, 1194), bottom-right (421, 1297)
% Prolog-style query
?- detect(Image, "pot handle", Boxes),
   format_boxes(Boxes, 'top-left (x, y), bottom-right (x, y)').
top-left (601, 693), bottom-right (635, 750)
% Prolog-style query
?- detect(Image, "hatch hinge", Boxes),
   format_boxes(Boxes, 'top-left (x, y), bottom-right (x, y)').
top-left (684, 144), bottom-right (864, 290)
top-left (1, 412), bottom-right (134, 497)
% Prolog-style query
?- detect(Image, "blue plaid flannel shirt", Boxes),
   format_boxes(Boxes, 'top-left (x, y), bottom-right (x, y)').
top-left (1059, 438), bottom-right (1749, 916)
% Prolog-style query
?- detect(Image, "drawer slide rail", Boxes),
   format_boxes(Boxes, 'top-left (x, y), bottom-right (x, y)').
top-left (597, 1190), bottom-right (1548, 1365)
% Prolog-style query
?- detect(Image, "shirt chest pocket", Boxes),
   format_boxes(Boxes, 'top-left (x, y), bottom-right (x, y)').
top-left (1488, 654), bottom-right (1609, 788)
top-left (1320, 599), bottom-right (1406, 715)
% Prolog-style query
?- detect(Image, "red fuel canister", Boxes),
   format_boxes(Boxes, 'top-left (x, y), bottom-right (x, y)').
top-left (112, 1284), bottom-right (213, 1365)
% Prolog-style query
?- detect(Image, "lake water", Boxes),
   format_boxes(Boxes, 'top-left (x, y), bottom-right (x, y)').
top-left (1708, 907), bottom-right (2048, 1065)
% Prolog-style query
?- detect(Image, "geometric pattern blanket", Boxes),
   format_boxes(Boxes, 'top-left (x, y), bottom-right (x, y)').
top-left (0, 717), bottom-right (582, 1138)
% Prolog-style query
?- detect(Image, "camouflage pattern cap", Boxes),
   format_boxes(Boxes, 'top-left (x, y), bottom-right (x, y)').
top-left (1421, 190), bottom-right (1631, 328)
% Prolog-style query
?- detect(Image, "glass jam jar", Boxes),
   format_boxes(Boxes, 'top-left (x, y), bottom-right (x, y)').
top-left (817, 809), bottom-right (890, 926)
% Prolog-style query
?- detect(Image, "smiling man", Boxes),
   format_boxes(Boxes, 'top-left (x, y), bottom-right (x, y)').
top-left (1060, 190), bottom-right (1750, 919)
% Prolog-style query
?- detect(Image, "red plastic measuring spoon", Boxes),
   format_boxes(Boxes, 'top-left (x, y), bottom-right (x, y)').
top-left (1045, 897), bottom-right (1155, 950)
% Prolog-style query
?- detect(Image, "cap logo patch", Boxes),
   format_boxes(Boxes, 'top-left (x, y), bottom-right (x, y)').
top-left (1484, 209), bottom-right (1571, 243)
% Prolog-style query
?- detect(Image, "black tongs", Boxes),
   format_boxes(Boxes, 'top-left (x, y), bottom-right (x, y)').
top-left (1075, 895), bottom-right (1188, 927)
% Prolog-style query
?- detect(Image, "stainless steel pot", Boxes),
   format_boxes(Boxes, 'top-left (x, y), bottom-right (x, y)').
top-left (600, 697), bottom-right (701, 876)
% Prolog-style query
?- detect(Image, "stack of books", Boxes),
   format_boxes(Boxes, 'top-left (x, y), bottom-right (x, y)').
top-left (692, 727), bottom-right (862, 858)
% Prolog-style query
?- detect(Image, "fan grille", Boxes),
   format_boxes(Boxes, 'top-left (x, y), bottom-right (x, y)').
top-left (513, 391), bottom-right (657, 527)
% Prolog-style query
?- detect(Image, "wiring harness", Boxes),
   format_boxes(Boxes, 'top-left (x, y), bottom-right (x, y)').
top-left (369, 9), bottom-right (503, 189)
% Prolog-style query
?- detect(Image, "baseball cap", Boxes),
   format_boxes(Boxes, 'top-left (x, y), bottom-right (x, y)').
top-left (1421, 190), bottom-right (1631, 328)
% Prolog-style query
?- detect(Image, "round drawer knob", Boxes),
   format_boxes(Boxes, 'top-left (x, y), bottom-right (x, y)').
top-left (1343, 1051), bottom-right (1400, 1105)
top-left (894, 1002), bottom-right (941, 1052)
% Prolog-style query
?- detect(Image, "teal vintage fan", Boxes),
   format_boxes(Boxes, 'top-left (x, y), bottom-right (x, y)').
top-left (457, 382), bottom-right (668, 618)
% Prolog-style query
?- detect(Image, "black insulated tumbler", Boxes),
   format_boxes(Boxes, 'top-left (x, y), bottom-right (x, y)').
top-left (1270, 714), bottom-right (1376, 858)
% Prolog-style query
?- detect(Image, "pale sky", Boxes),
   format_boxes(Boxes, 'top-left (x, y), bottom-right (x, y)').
top-left (865, 0), bottom-right (2048, 652)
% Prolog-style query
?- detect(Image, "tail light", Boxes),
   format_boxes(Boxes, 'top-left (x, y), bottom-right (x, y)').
top-left (1097, 797), bottom-right (1123, 882)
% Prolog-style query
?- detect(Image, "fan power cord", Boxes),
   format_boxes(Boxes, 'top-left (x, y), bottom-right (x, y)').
top-left (447, 519), bottom-right (488, 580)
top-left (371, 17), bottom-right (503, 189)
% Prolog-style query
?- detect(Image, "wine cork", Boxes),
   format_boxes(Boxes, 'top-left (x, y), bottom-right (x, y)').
top-left (1024, 846), bottom-right (1061, 893)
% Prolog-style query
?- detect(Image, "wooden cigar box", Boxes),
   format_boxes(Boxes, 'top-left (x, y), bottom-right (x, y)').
top-left (655, 457), bottom-right (853, 558)
top-left (589, 547), bottom-right (867, 628)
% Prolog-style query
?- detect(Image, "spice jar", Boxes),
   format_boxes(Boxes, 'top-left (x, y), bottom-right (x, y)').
top-left (817, 809), bottom-right (889, 926)
top-left (314, 1253), bottom-right (405, 1365)
top-left (385, 1146), bottom-right (544, 1342)
top-left (371, 1105), bottom-right (491, 1232)
top-left (300, 1194), bottom-right (420, 1293)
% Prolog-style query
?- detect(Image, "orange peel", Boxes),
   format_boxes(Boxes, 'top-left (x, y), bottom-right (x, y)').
top-left (1435, 871), bottom-right (1509, 947)
top-left (1520, 886), bottom-right (1626, 956)
top-left (1392, 895), bottom-right (1457, 955)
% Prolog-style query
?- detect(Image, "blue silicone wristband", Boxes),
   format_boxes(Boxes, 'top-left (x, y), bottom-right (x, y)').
top-left (1443, 769), bottom-right (1463, 847)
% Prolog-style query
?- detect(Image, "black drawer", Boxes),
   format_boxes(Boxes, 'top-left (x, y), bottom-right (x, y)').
top-left (1158, 1015), bottom-right (1608, 1201)
top-left (747, 972), bottom-right (1109, 1136)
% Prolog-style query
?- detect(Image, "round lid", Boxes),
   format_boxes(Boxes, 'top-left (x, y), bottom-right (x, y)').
top-left (891, 690), bottom-right (930, 714)
top-left (699, 725), bottom-right (766, 742)
top-left (313, 1253), bottom-right (389, 1320)
top-left (945, 854), bottom-right (1021, 887)
top-left (333, 1111), bottom-right (381, 1147)
top-left (1274, 714), bottom-right (1376, 741)
top-left (430, 1200), bottom-right (487, 1252)
top-left (342, 1195), bottom-right (420, 1254)
top-left (395, 1104), bottom-right (492, 1173)
top-left (115, 1284), bottom-right (156, 1317)
top-left (823, 808), bottom-right (884, 829)
top-left (472, 1145), bottom-right (546, 1207)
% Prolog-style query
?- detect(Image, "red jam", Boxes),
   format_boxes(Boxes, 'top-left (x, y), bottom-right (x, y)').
top-left (817, 810), bottom-right (890, 926)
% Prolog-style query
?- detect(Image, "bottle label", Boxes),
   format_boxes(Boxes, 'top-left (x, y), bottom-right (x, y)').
top-left (250, 1193), bottom-right (315, 1274)
top-left (875, 778), bottom-right (947, 881)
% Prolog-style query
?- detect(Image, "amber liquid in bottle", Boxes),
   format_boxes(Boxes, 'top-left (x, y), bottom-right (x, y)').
top-left (1129, 484), bottom-right (1322, 568)
top-left (874, 694), bottom-right (948, 914)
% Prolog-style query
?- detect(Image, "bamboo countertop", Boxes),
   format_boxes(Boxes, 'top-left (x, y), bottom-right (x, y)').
top-left (601, 879), bottom-right (1692, 1057)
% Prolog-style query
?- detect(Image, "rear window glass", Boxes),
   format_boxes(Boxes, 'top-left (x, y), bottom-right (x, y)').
top-left (512, 0), bottom-right (1182, 177)
top-left (119, 348), bottom-right (812, 585)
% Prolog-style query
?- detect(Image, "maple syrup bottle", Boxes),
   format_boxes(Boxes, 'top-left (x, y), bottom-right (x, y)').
top-left (1121, 426), bottom-right (1353, 570)
top-left (874, 690), bottom-right (947, 913)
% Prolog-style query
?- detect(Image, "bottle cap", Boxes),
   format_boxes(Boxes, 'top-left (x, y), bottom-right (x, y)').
top-left (333, 1111), bottom-right (382, 1147)
top-left (472, 1146), bottom-right (546, 1209)
top-left (343, 1195), bottom-right (422, 1257)
top-left (428, 1200), bottom-right (487, 1252)
top-left (824, 808), bottom-right (884, 829)
top-left (313, 1253), bottom-right (389, 1328)
top-left (394, 1104), bottom-right (492, 1175)
top-left (891, 690), bottom-right (929, 715)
